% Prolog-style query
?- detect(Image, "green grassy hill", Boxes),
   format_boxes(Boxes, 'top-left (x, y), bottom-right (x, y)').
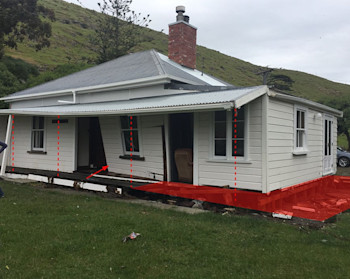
top-left (3, 0), bottom-right (350, 105)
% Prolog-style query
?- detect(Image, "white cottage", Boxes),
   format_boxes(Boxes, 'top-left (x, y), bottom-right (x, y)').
top-left (0, 7), bottom-right (342, 193)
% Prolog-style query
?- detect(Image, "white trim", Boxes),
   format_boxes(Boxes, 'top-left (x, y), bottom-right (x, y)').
top-left (0, 102), bottom-right (235, 117)
top-left (323, 114), bottom-right (334, 175)
top-left (262, 94), bottom-right (268, 193)
top-left (31, 116), bottom-right (46, 152)
top-left (164, 114), bottom-right (171, 182)
top-left (293, 105), bottom-right (308, 153)
top-left (210, 105), bottom-right (248, 161)
top-left (235, 86), bottom-right (269, 108)
top-left (193, 112), bottom-right (199, 185)
top-left (120, 115), bottom-right (141, 156)
top-left (0, 115), bottom-right (12, 176)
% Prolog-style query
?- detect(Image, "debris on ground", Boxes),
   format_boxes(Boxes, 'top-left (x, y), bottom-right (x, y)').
top-left (122, 232), bottom-right (141, 243)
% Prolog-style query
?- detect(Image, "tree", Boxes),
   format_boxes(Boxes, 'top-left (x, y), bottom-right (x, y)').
top-left (267, 74), bottom-right (294, 91)
top-left (91, 0), bottom-right (151, 63)
top-left (0, 0), bottom-right (55, 59)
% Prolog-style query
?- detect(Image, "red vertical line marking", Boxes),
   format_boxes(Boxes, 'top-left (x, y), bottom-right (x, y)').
top-left (11, 115), bottom-right (15, 172)
top-left (234, 108), bottom-right (237, 202)
top-left (130, 116), bottom-right (133, 188)
top-left (57, 115), bottom-right (60, 177)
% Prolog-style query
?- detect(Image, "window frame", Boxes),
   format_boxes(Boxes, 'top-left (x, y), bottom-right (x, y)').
top-left (31, 116), bottom-right (46, 152)
top-left (211, 106), bottom-right (248, 161)
top-left (294, 105), bottom-right (308, 154)
top-left (120, 115), bottom-right (142, 156)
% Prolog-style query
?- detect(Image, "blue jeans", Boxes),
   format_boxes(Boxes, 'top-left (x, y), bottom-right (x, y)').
top-left (0, 187), bottom-right (4, 197)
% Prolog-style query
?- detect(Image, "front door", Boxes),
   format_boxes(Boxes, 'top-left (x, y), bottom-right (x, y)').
top-left (323, 116), bottom-right (334, 175)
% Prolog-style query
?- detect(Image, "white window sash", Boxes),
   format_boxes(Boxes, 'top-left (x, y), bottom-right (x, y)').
top-left (120, 116), bottom-right (141, 155)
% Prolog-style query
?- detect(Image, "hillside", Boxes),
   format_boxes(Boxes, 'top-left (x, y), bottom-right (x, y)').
top-left (3, 0), bottom-right (350, 104)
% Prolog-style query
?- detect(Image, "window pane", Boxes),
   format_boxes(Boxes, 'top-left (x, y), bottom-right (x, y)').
top-left (33, 116), bottom-right (38, 129)
top-left (215, 111), bottom-right (226, 121)
top-left (234, 106), bottom-right (245, 121)
top-left (123, 131), bottom-right (131, 151)
top-left (300, 111), bottom-right (305, 129)
top-left (215, 140), bottom-right (226, 156)
top-left (215, 122), bottom-right (226, 138)
top-left (233, 122), bottom-right (244, 139)
top-left (38, 117), bottom-right (44, 129)
top-left (33, 131), bottom-right (44, 149)
top-left (296, 111), bottom-right (300, 129)
top-left (120, 116), bottom-right (129, 129)
top-left (133, 131), bottom-right (140, 152)
top-left (132, 117), bottom-right (138, 129)
top-left (232, 140), bottom-right (244, 156)
top-left (297, 130), bottom-right (304, 148)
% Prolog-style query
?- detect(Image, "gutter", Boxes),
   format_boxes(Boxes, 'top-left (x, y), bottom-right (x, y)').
top-left (0, 102), bottom-right (235, 117)
top-left (271, 91), bottom-right (343, 117)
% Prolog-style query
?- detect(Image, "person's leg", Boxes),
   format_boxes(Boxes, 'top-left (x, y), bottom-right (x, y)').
top-left (0, 187), bottom-right (4, 197)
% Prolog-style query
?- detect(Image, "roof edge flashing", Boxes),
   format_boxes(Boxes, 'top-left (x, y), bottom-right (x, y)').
top-left (271, 91), bottom-right (343, 117)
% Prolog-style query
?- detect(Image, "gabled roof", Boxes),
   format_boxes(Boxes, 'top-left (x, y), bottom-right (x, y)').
top-left (4, 50), bottom-right (230, 100)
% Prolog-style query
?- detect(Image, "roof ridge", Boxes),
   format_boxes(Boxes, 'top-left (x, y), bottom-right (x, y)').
top-left (150, 50), bottom-right (167, 76)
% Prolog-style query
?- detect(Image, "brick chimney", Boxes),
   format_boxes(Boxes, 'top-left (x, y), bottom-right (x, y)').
top-left (168, 6), bottom-right (197, 69)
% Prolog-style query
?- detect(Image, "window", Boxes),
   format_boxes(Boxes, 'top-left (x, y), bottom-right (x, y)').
top-left (120, 116), bottom-right (140, 155)
top-left (213, 106), bottom-right (245, 159)
top-left (31, 116), bottom-right (45, 151)
top-left (294, 107), bottom-right (307, 151)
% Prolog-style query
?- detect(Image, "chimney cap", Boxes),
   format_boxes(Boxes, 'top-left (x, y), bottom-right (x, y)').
top-left (176, 6), bottom-right (185, 13)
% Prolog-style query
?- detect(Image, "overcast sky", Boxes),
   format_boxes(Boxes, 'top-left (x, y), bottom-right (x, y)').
top-left (64, 0), bottom-right (350, 85)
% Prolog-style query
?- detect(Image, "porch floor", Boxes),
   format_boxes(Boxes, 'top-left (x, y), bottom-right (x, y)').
top-left (135, 176), bottom-right (350, 221)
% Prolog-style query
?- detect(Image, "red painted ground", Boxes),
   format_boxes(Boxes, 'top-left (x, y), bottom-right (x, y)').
top-left (135, 176), bottom-right (350, 221)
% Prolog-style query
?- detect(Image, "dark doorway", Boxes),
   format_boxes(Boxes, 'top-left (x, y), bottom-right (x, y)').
top-left (77, 117), bottom-right (107, 171)
top-left (169, 113), bottom-right (193, 182)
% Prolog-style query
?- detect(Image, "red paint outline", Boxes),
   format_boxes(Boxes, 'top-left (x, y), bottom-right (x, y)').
top-left (130, 116), bottom-right (133, 188)
top-left (57, 115), bottom-right (60, 177)
top-left (134, 176), bottom-right (350, 221)
top-left (11, 115), bottom-right (15, 172)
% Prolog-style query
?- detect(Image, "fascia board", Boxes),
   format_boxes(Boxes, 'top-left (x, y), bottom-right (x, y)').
top-left (272, 91), bottom-right (343, 117)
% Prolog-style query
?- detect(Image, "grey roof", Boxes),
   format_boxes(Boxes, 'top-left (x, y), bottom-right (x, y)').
top-left (0, 86), bottom-right (267, 116)
top-left (8, 50), bottom-right (231, 98)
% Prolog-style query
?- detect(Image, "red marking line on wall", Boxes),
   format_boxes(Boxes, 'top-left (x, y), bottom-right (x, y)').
top-left (130, 116), bottom-right (133, 188)
top-left (57, 115), bottom-right (60, 177)
top-left (11, 115), bottom-right (15, 172)
top-left (233, 108), bottom-right (237, 203)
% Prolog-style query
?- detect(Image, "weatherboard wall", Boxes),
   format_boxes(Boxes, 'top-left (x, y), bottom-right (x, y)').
top-left (196, 98), bottom-right (263, 190)
top-left (9, 85), bottom-right (190, 109)
top-left (266, 98), bottom-right (337, 192)
top-left (7, 116), bottom-right (75, 172)
top-left (99, 115), bottom-right (164, 180)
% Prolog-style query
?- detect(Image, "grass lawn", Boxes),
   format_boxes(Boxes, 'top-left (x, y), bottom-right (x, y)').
top-left (1, 181), bottom-right (350, 278)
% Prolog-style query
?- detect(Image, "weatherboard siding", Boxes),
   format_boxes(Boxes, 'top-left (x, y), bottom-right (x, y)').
top-left (267, 98), bottom-right (330, 192)
top-left (8, 116), bottom-right (75, 172)
top-left (197, 98), bottom-right (263, 190)
top-left (10, 85), bottom-right (190, 109)
top-left (100, 115), bottom-right (164, 180)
